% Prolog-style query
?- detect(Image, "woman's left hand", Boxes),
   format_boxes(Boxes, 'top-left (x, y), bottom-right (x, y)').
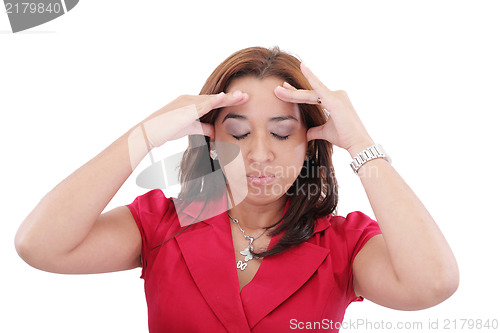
top-left (274, 63), bottom-right (375, 156)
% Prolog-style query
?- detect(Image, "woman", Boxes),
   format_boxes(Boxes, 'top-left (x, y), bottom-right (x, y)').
top-left (15, 46), bottom-right (459, 332)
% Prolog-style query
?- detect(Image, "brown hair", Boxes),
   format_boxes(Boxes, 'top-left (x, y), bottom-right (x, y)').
top-left (178, 46), bottom-right (338, 257)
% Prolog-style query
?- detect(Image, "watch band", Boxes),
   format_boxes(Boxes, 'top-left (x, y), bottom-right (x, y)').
top-left (350, 144), bottom-right (392, 174)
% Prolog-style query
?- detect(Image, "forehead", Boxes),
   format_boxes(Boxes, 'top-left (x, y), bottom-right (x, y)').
top-left (218, 76), bottom-right (301, 124)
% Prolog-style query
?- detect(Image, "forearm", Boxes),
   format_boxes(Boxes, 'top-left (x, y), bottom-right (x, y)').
top-left (350, 142), bottom-right (458, 289)
top-left (15, 123), bottom-right (150, 258)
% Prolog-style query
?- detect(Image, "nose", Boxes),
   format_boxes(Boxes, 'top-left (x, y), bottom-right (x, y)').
top-left (246, 132), bottom-right (274, 164)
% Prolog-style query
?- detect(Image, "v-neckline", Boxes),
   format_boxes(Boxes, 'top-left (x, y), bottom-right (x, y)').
top-left (173, 194), bottom-right (331, 331)
top-left (226, 212), bottom-right (278, 295)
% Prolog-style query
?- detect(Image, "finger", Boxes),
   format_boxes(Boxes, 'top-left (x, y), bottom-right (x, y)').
top-left (198, 91), bottom-right (249, 117)
top-left (195, 92), bottom-right (224, 117)
top-left (306, 125), bottom-right (328, 142)
top-left (212, 90), bottom-right (250, 110)
top-left (300, 63), bottom-right (331, 98)
top-left (274, 85), bottom-right (318, 104)
top-left (282, 81), bottom-right (297, 90)
top-left (184, 120), bottom-right (215, 138)
top-left (217, 90), bottom-right (249, 108)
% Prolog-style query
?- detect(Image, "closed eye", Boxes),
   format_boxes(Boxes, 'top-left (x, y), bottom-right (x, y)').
top-left (232, 133), bottom-right (290, 141)
top-left (232, 133), bottom-right (250, 140)
top-left (272, 133), bottom-right (290, 140)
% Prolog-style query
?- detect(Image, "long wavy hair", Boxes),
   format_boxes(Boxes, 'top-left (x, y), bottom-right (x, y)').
top-left (178, 46), bottom-right (338, 258)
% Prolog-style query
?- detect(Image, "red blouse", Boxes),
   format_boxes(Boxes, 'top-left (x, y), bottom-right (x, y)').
top-left (126, 189), bottom-right (382, 332)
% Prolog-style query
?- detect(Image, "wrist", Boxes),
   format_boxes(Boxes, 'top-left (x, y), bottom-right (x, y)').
top-left (349, 143), bottom-right (392, 175)
top-left (347, 139), bottom-right (376, 158)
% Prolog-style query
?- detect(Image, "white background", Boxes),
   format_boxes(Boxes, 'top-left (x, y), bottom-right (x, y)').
top-left (1, 1), bottom-right (499, 332)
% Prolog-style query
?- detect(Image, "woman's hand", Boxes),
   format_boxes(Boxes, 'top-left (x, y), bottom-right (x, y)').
top-left (140, 91), bottom-right (249, 148)
top-left (274, 63), bottom-right (374, 156)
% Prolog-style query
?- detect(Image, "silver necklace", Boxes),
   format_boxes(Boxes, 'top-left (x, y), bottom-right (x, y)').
top-left (228, 213), bottom-right (267, 271)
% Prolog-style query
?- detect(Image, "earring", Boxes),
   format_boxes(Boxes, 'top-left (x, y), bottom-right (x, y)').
top-left (210, 149), bottom-right (218, 160)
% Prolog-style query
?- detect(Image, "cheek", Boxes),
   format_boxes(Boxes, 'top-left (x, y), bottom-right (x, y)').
top-left (290, 134), bottom-right (308, 157)
top-left (278, 143), bottom-right (307, 181)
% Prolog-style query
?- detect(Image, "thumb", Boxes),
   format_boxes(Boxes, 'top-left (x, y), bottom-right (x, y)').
top-left (306, 125), bottom-right (326, 142)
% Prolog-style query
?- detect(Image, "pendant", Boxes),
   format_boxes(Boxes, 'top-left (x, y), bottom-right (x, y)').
top-left (236, 246), bottom-right (253, 271)
top-left (239, 245), bottom-right (255, 262)
top-left (237, 260), bottom-right (247, 271)
top-left (236, 239), bottom-right (257, 271)
top-left (237, 244), bottom-right (254, 271)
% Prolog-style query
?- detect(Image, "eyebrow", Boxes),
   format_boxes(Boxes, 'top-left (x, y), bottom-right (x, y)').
top-left (222, 113), bottom-right (298, 123)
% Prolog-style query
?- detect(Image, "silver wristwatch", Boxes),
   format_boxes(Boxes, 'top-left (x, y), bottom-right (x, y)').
top-left (350, 144), bottom-right (392, 174)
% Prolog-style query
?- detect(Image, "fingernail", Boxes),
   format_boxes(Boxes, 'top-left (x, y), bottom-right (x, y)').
top-left (233, 90), bottom-right (242, 97)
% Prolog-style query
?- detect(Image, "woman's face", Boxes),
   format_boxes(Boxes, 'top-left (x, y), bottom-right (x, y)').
top-left (213, 75), bottom-right (308, 206)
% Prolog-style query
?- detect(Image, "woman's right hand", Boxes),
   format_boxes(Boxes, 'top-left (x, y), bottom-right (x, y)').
top-left (140, 91), bottom-right (249, 148)
top-left (14, 90), bottom-right (249, 275)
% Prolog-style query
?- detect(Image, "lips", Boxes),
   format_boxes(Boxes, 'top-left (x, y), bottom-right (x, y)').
top-left (247, 172), bottom-right (275, 177)
top-left (246, 174), bottom-right (276, 186)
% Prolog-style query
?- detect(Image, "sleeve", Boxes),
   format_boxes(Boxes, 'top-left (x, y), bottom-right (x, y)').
top-left (343, 211), bottom-right (382, 304)
top-left (125, 189), bottom-right (174, 280)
